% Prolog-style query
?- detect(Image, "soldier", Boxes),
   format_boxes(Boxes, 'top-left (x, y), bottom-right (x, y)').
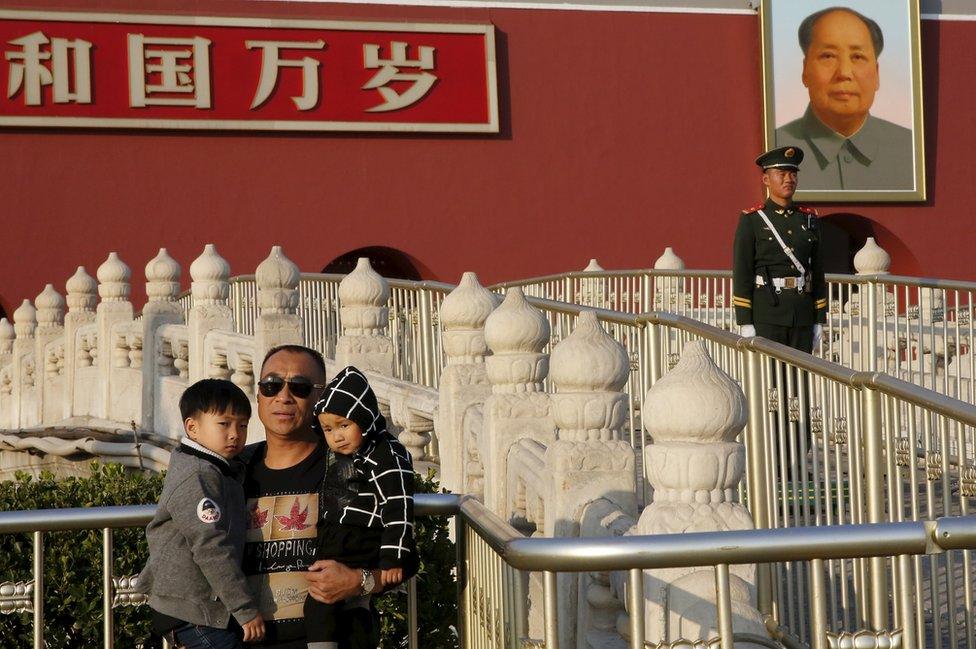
top-left (733, 146), bottom-right (827, 353)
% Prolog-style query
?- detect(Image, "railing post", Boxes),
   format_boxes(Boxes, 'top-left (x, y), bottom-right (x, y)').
top-left (867, 279), bottom-right (878, 372)
top-left (627, 568), bottom-right (644, 649)
top-left (103, 527), bottom-right (114, 649)
top-left (744, 346), bottom-right (773, 615)
top-left (456, 517), bottom-right (469, 649)
top-left (543, 570), bottom-right (559, 649)
top-left (418, 288), bottom-right (434, 388)
top-left (715, 564), bottom-right (735, 649)
top-left (861, 384), bottom-right (889, 629)
top-left (33, 530), bottom-right (43, 649)
top-left (810, 558), bottom-right (828, 649)
top-left (406, 576), bottom-right (419, 649)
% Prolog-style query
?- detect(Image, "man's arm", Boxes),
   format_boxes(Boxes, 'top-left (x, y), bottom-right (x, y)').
top-left (733, 212), bottom-right (756, 325)
top-left (305, 560), bottom-right (377, 603)
top-left (810, 213), bottom-right (827, 323)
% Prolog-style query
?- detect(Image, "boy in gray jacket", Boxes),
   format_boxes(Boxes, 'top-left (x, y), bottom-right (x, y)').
top-left (138, 379), bottom-right (265, 649)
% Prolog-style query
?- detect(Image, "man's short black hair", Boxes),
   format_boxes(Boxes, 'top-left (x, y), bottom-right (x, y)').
top-left (798, 7), bottom-right (884, 57)
top-left (260, 344), bottom-right (326, 380)
top-left (180, 378), bottom-right (252, 421)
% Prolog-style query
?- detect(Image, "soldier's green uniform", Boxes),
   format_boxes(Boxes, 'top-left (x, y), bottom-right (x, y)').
top-left (733, 147), bottom-right (827, 352)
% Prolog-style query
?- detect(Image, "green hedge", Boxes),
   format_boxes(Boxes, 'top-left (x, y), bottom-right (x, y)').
top-left (0, 463), bottom-right (457, 648)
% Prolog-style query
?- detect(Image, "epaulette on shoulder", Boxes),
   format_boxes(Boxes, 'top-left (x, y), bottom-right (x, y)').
top-left (742, 202), bottom-right (764, 214)
top-left (798, 206), bottom-right (818, 216)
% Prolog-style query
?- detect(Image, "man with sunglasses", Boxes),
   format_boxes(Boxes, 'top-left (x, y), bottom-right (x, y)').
top-left (240, 345), bottom-right (397, 648)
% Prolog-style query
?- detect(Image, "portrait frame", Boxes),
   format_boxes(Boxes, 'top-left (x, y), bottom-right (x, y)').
top-left (760, 0), bottom-right (925, 202)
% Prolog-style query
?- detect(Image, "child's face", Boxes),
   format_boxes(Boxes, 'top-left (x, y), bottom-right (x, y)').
top-left (318, 412), bottom-right (365, 456)
top-left (185, 408), bottom-right (250, 459)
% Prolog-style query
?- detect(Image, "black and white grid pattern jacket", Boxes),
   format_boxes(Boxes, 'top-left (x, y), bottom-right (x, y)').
top-left (314, 366), bottom-right (415, 568)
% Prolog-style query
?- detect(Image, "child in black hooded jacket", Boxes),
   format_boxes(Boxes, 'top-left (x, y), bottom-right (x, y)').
top-left (304, 366), bottom-right (415, 649)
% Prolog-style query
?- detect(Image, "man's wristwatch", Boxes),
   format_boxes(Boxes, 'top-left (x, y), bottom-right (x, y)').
top-left (360, 568), bottom-right (376, 596)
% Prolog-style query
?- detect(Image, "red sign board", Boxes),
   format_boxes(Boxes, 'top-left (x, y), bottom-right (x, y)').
top-left (0, 10), bottom-right (498, 132)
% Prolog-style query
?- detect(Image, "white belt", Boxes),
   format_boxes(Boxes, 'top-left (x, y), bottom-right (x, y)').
top-left (755, 275), bottom-right (805, 291)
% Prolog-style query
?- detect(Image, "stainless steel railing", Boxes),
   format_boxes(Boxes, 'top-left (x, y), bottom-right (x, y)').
top-left (493, 268), bottom-right (976, 404)
top-left (163, 272), bottom-right (976, 644)
top-left (203, 268), bottom-right (976, 403)
top-left (4, 497), bottom-right (973, 648)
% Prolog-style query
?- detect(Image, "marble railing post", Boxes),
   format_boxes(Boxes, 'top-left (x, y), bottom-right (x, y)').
top-left (141, 249), bottom-right (184, 429)
top-left (96, 253), bottom-right (134, 420)
top-left (254, 246), bottom-right (303, 371)
top-left (335, 257), bottom-right (393, 375)
top-left (652, 247), bottom-right (686, 313)
top-left (0, 318), bottom-right (13, 369)
top-left (0, 318), bottom-right (12, 427)
top-left (545, 310), bottom-right (635, 649)
top-left (481, 287), bottom-right (553, 516)
top-left (34, 284), bottom-right (65, 423)
top-left (189, 244), bottom-right (233, 383)
top-left (11, 299), bottom-right (37, 427)
top-left (635, 340), bottom-right (765, 641)
top-left (580, 258), bottom-right (606, 306)
top-left (436, 272), bottom-right (496, 493)
top-left (63, 267), bottom-right (97, 419)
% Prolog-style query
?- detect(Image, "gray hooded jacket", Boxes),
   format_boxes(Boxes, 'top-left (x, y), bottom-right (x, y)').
top-left (137, 439), bottom-right (258, 629)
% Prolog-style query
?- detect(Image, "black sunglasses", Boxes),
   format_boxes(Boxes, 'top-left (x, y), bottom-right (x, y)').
top-left (257, 376), bottom-right (324, 399)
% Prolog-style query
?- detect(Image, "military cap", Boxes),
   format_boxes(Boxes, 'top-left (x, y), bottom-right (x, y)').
top-left (755, 146), bottom-right (804, 171)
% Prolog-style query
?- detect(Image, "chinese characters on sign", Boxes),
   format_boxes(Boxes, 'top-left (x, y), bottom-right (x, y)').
top-left (0, 11), bottom-right (498, 132)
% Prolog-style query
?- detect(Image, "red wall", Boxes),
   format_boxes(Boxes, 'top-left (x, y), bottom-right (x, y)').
top-left (1, 0), bottom-right (974, 316)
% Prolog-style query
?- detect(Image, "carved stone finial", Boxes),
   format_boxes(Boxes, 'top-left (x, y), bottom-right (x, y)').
top-left (338, 258), bottom-right (390, 336)
top-left (256, 245), bottom-right (300, 315)
top-left (34, 284), bottom-right (65, 329)
top-left (485, 288), bottom-right (550, 356)
top-left (96, 252), bottom-right (132, 302)
top-left (549, 311), bottom-right (630, 442)
top-left (338, 257), bottom-right (390, 308)
top-left (0, 318), bottom-right (14, 354)
top-left (441, 272), bottom-right (496, 331)
top-left (66, 266), bottom-right (98, 313)
top-left (550, 311), bottom-right (628, 393)
top-left (583, 258), bottom-right (604, 272)
top-left (13, 299), bottom-right (37, 339)
top-left (853, 237), bottom-right (891, 275)
top-left (644, 340), bottom-right (746, 443)
top-left (145, 248), bottom-right (181, 303)
top-left (441, 272), bottom-right (497, 365)
top-left (190, 244), bottom-right (231, 305)
top-left (484, 288), bottom-right (550, 393)
top-left (654, 247), bottom-right (685, 270)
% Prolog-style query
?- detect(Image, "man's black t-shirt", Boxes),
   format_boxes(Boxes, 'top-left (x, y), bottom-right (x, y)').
top-left (242, 441), bottom-right (326, 646)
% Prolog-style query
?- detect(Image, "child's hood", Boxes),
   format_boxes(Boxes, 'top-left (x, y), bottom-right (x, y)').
top-left (312, 365), bottom-right (387, 442)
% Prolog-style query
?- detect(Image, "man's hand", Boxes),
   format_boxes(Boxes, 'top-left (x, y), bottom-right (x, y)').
top-left (242, 613), bottom-right (265, 643)
top-left (381, 567), bottom-right (403, 588)
top-left (740, 324), bottom-right (756, 338)
top-left (305, 560), bottom-right (363, 604)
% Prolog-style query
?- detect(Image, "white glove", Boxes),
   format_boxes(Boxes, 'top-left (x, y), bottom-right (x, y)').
top-left (740, 324), bottom-right (756, 338)
top-left (812, 324), bottom-right (823, 349)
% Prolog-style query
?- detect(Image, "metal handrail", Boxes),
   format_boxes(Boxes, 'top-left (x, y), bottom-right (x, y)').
top-left (2, 496), bottom-right (974, 649)
top-left (492, 267), bottom-right (976, 293)
top-left (1, 495), bottom-right (972, 572)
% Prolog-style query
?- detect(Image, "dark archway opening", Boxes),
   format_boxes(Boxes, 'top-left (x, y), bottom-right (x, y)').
top-left (0, 302), bottom-right (6, 322)
top-left (818, 213), bottom-right (920, 276)
top-left (321, 246), bottom-right (423, 281)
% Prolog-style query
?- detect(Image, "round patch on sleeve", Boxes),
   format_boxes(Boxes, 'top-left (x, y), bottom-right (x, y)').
top-left (197, 497), bottom-right (221, 523)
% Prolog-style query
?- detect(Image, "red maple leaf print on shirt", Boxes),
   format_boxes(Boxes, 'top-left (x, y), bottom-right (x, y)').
top-left (248, 502), bottom-right (269, 530)
top-left (275, 498), bottom-right (311, 531)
